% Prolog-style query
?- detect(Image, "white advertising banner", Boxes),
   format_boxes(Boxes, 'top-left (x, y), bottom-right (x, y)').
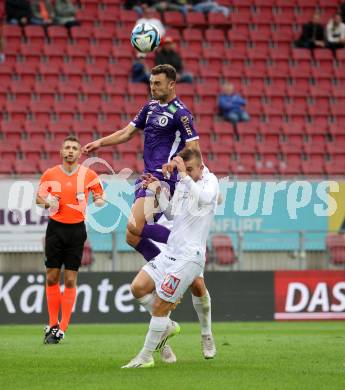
top-left (0, 179), bottom-right (47, 252)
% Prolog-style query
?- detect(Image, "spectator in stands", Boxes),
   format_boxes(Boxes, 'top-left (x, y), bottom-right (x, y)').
top-left (137, 3), bottom-right (166, 36)
top-left (30, 0), bottom-right (54, 26)
top-left (124, 0), bottom-right (157, 16)
top-left (326, 12), bottom-right (345, 58)
top-left (218, 82), bottom-right (250, 126)
top-left (294, 12), bottom-right (325, 52)
top-left (154, 1), bottom-right (189, 15)
top-left (154, 36), bottom-right (193, 83)
top-left (54, 0), bottom-right (80, 28)
top-left (5, 0), bottom-right (32, 25)
top-left (131, 52), bottom-right (150, 84)
top-left (188, 1), bottom-right (230, 17)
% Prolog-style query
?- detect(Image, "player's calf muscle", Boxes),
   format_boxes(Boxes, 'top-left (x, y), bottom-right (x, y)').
top-left (190, 277), bottom-right (207, 297)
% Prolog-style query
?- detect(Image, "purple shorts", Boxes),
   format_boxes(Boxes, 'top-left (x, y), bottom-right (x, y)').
top-left (134, 175), bottom-right (176, 201)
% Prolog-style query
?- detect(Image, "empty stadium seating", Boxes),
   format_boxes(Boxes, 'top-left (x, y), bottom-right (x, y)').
top-left (326, 234), bottom-right (345, 265)
top-left (0, 0), bottom-right (343, 176)
top-left (211, 235), bottom-right (237, 266)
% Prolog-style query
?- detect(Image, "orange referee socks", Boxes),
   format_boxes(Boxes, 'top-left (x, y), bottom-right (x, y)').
top-left (60, 287), bottom-right (77, 332)
top-left (46, 284), bottom-right (62, 327)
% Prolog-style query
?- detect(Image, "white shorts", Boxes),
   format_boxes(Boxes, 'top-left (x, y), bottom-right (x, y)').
top-left (142, 253), bottom-right (203, 303)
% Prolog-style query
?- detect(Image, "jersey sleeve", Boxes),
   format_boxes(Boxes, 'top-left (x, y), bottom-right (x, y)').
top-left (180, 173), bottom-right (219, 206)
top-left (87, 169), bottom-right (104, 199)
top-left (38, 170), bottom-right (52, 198)
top-left (130, 103), bottom-right (150, 130)
top-left (175, 109), bottom-right (199, 143)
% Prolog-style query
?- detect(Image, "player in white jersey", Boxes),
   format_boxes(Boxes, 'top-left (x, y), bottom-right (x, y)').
top-left (122, 148), bottom-right (219, 368)
top-left (83, 64), bottom-right (216, 361)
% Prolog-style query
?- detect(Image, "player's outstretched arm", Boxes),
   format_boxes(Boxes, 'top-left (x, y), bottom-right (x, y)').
top-left (185, 139), bottom-right (201, 153)
top-left (82, 124), bottom-right (139, 154)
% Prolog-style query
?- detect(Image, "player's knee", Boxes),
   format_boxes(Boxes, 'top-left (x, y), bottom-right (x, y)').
top-left (130, 280), bottom-right (144, 298)
top-left (64, 278), bottom-right (77, 289)
top-left (46, 276), bottom-right (59, 286)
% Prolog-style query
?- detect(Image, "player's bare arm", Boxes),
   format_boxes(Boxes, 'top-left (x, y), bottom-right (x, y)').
top-left (82, 124), bottom-right (139, 154)
top-left (162, 140), bottom-right (201, 178)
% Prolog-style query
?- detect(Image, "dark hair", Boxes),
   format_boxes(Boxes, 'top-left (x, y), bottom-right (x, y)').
top-left (151, 64), bottom-right (177, 81)
top-left (178, 148), bottom-right (202, 163)
top-left (62, 135), bottom-right (81, 145)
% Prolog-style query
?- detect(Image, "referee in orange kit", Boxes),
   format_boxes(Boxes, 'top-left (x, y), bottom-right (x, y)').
top-left (36, 136), bottom-right (104, 344)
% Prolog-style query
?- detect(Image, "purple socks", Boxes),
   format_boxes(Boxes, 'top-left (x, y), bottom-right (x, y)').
top-left (136, 239), bottom-right (161, 262)
top-left (141, 224), bottom-right (170, 243)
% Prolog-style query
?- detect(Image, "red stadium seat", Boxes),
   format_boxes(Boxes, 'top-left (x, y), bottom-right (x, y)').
top-left (205, 29), bottom-right (226, 48)
top-left (47, 26), bottom-right (69, 44)
top-left (182, 28), bottom-right (202, 42)
top-left (252, 10), bottom-right (274, 25)
top-left (208, 13), bottom-right (231, 28)
top-left (164, 11), bottom-right (185, 28)
top-left (301, 158), bottom-right (325, 175)
top-left (227, 29), bottom-right (250, 44)
top-left (279, 155), bottom-right (302, 176)
top-left (211, 235), bottom-right (237, 266)
top-left (91, 25), bottom-right (114, 45)
top-left (185, 12), bottom-right (207, 28)
top-left (230, 155), bottom-right (256, 176)
top-left (230, 12), bottom-right (251, 26)
top-left (0, 159), bottom-right (14, 174)
top-left (14, 159), bottom-right (38, 174)
top-left (118, 9), bottom-right (137, 24)
top-left (330, 102), bottom-right (345, 118)
top-left (324, 160), bottom-right (345, 175)
top-left (256, 155), bottom-right (279, 176)
top-left (25, 25), bottom-right (46, 45)
top-left (326, 234), bottom-right (345, 265)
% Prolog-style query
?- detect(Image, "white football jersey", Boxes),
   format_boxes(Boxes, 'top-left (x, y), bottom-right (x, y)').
top-left (157, 169), bottom-right (219, 265)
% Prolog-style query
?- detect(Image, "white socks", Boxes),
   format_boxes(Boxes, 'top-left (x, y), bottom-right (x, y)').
top-left (138, 292), bottom-right (156, 314)
top-left (140, 316), bottom-right (169, 360)
top-left (192, 290), bottom-right (212, 336)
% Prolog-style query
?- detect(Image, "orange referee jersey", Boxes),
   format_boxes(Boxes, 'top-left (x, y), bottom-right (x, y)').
top-left (38, 164), bottom-right (103, 224)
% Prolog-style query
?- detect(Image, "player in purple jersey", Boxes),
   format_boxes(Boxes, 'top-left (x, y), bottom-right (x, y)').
top-left (83, 65), bottom-right (200, 258)
top-left (83, 65), bottom-right (216, 360)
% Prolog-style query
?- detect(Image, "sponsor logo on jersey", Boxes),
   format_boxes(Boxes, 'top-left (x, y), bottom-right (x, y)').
top-left (181, 115), bottom-right (193, 136)
top-left (168, 104), bottom-right (177, 114)
top-left (161, 274), bottom-right (180, 295)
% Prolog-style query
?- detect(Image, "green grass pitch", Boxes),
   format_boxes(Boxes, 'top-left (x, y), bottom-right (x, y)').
top-left (0, 322), bottom-right (344, 390)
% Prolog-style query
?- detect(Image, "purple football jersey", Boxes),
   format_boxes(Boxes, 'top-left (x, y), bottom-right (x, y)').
top-left (130, 97), bottom-right (199, 181)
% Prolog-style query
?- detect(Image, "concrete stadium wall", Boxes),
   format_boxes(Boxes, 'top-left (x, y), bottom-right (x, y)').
top-left (0, 250), bottom-right (331, 272)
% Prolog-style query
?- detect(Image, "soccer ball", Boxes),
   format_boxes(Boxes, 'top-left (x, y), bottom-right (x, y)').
top-left (131, 22), bottom-right (161, 53)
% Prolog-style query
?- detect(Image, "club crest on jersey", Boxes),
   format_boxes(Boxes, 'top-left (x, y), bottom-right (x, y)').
top-left (161, 274), bottom-right (180, 295)
top-left (158, 115), bottom-right (169, 127)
